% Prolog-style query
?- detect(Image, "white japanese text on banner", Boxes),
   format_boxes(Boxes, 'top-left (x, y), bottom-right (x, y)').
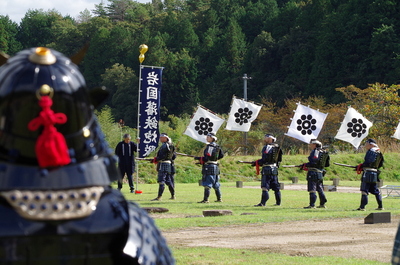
top-left (138, 66), bottom-right (163, 158)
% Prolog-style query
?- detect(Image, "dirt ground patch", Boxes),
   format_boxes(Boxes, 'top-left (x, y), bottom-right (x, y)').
top-left (160, 185), bottom-right (398, 263)
top-left (163, 217), bottom-right (398, 263)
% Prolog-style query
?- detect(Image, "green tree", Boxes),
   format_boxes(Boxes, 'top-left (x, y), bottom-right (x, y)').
top-left (101, 63), bottom-right (138, 127)
top-left (245, 31), bottom-right (286, 103)
top-left (195, 24), bottom-right (220, 78)
top-left (95, 105), bottom-right (123, 150)
top-left (270, 1), bottom-right (300, 38)
top-left (171, 16), bottom-right (199, 52)
top-left (125, 1), bottom-right (151, 25)
top-left (5, 0), bottom-right (400, 133)
top-left (144, 31), bottom-right (170, 66)
top-left (92, 2), bottom-right (108, 18)
top-left (0, 15), bottom-right (22, 54)
top-left (46, 17), bottom-right (84, 56)
top-left (77, 16), bottom-right (112, 44)
top-left (369, 24), bottom-right (400, 85)
top-left (76, 9), bottom-right (93, 24)
top-left (161, 49), bottom-right (199, 118)
top-left (308, 0), bottom-right (400, 102)
top-left (82, 21), bottom-right (136, 87)
top-left (201, 18), bottom-right (247, 113)
top-left (83, 27), bottom-right (112, 87)
top-left (106, 0), bottom-right (136, 21)
top-left (17, 9), bottom-right (61, 48)
top-left (238, 0), bottom-right (278, 42)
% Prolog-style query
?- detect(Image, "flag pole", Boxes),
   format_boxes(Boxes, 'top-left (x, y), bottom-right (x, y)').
top-left (242, 74), bottom-right (252, 155)
top-left (198, 104), bottom-right (222, 118)
top-left (135, 44), bottom-right (148, 194)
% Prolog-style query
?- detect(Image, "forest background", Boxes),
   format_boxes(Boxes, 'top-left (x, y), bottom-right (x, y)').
top-left (2, 0), bottom-right (400, 160)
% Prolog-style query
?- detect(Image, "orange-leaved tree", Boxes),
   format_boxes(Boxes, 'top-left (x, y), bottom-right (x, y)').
top-left (336, 83), bottom-right (400, 150)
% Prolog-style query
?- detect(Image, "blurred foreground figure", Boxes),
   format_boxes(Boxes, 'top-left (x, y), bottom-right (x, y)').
top-left (393, 225), bottom-right (400, 264)
top-left (0, 47), bottom-right (174, 264)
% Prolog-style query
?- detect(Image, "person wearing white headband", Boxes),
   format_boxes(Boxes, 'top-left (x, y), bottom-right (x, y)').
top-left (265, 134), bottom-right (276, 142)
top-left (301, 139), bottom-right (329, 209)
top-left (195, 132), bottom-right (224, 203)
top-left (151, 133), bottom-right (177, 201)
top-left (355, 138), bottom-right (384, 211)
top-left (252, 134), bottom-right (283, 207)
top-left (310, 139), bottom-right (322, 145)
top-left (207, 132), bottom-right (217, 141)
top-left (160, 133), bottom-right (172, 144)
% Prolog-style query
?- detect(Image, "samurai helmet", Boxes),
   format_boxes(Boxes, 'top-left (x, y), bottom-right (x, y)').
top-left (0, 47), bottom-right (118, 191)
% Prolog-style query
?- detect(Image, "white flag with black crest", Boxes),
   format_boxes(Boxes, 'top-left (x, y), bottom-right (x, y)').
top-left (285, 103), bottom-right (328, 144)
top-left (184, 105), bottom-right (225, 143)
top-left (225, 97), bottom-right (262, 132)
top-left (335, 107), bottom-right (373, 148)
top-left (392, 120), bottom-right (400, 140)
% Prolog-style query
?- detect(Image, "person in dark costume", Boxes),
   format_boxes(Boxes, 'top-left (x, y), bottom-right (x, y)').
top-left (0, 47), bottom-right (174, 264)
top-left (301, 139), bottom-right (330, 209)
top-left (151, 133), bottom-right (176, 201)
top-left (252, 134), bottom-right (283, 207)
top-left (195, 132), bottom-right (224, 203)
top-left (115, 133), bottom-right (137, 193)
top-left (355, 138), bottom-right (384, 211)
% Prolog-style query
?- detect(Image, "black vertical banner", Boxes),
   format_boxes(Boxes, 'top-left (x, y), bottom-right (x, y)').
top-left (138, 66), bottom-right (163, 158)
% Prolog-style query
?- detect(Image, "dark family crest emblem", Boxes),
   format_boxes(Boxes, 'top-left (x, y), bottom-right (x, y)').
top-left (347, 118), bottom-right (367, 138)
top-left (234, 107), bottom-right (253, 125)
top-left (195, 117), bottom-right (214, 135)
top-left (296, 114), bottom-right (317, 135)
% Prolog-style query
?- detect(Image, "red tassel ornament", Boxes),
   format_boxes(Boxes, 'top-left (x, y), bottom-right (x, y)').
top-left (28, 94), bottom-right (71, 167)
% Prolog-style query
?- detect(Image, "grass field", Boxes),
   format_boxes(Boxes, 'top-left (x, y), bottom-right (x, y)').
top-left (117, 181), bottom-right (400, 264)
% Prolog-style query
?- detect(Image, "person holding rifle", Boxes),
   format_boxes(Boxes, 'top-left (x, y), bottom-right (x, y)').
top-left (300, 139), bottom-right (330, 209)
top-left (195, 132), bottom-right (224, 203)
top-left (151, 133), bottom-right (177, 201)
top-left (252, 134), bottom-right (283, 207)
top-left (355, 138), bottom-right (384, 211)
